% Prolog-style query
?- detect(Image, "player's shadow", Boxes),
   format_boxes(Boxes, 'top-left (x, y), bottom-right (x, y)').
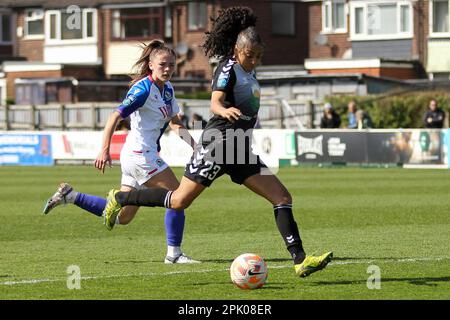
top-left (108, 256), bottom-right (381, 264)
top-left (194, 258), bottom-right (296, 264)
top-left (104, 260), bottom-right (151, 264)
top-left (130, 256), bottom-right (367, 264)
top-left (327, 256), bottom-right (362, 261)
top-left (195, 257), bottom-right (361, 264)
top-left (191, 281), bottom-right (288, 290)
top-left (312, 276), bottom-right (450, 287)
top-left (327, 256), bottom-right (418, 261)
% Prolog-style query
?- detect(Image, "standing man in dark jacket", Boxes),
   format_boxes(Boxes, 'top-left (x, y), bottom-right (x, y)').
top-left (424, 99), bottom-right (445, 128)
top-left (320, 103), bottom-right (341, 128)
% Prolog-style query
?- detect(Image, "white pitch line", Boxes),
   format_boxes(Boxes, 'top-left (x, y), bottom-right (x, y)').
top-left (1, 256), bottom-right (449, 286)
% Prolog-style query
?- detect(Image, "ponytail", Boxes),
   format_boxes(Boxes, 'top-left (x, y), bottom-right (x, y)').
top-left (129, 40), bottom-right (176, 87)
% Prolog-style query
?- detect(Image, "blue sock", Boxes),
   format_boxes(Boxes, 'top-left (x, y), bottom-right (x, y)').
top-left (165, 209), bottom-right (185, 246)
top-left (74, 193), bottom-right (106, 217)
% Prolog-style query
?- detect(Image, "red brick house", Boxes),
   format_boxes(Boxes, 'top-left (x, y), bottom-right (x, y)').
top-left (304, 0), bottom-right (450, 81)
top-left (1, 0), bottom-right (449, 104)
top-left (169, 0), bottom-right (310, 78)
top-left (0, 0), bottom-right (313, 103)
top-left (304, 0), bottom-right (423, 79)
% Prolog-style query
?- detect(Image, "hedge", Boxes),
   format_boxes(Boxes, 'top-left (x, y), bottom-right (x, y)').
top-left (325, 91), bottom-right (450, 128)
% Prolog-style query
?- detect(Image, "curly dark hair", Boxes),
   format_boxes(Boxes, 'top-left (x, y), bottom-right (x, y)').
top-left (202, 6), bottom-right (258, 60)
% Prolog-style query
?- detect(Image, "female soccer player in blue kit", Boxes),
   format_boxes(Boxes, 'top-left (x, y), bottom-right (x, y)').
top-left (103, 7), bottom-right (332, 278)
top-left (43, 40), bottom-right (199, 264)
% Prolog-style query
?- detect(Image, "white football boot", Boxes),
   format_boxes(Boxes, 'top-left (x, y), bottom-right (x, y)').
top-left (42, 183), bottom-right (73, 214)
top-left (164, 253), bottom-right (201, 264)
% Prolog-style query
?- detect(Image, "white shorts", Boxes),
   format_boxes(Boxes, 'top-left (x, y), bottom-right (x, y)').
top-left (120, 149), bottom-right (169, 189)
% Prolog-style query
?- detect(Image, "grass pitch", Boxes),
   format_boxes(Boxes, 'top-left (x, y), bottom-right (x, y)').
top-left (0, 166), bottom-right (449, 300)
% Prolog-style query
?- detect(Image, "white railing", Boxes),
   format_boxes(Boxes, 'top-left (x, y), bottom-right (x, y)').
top-left (0, 98), bottom-right (324, 131)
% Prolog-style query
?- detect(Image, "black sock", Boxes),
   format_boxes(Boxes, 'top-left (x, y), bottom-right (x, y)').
top-left (115, 188), bottom-right (171, 208)
top-left (274, 204), bottom-right (306, 264)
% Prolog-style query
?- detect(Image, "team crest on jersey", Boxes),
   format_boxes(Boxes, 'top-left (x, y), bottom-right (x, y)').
top-left (164, 90), bottom-right (172, 101)
top-left (250, 84), bottom-right (261, 111)
top-left (155, 158), bottom-right (164, 167)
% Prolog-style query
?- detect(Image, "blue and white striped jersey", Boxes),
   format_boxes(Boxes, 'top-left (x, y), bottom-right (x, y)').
top-left (116, 75), bottom-right (180, 153)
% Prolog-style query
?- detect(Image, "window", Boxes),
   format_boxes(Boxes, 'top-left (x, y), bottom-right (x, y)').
top-left (431, 0), bottom-right (449, 35)
top-left (400, 4), bottom-right (410, 33)
top-left (367, 3), bottom-right (397, 35)
top-left (112, 8), bottom-right (163, 39)
top-left (188, 2), bottom-right (206, 31)
top-left (25, 9), bottom-right (44, 37)
top-left (61, 11), bottom-right (82, 39)
top-left (323, 0), bottom-right (346, 33)
top-left (0, 13), bottom-right (12, 43)
top-left (85, 11), bottom-right (94, 38)
top-left (49, 12), bottom-right (58, 40)
top-left (354, 7), bottom-right (364, 34)
top-left (272, 2), bottom-right (295, 35)
top-left (351, 1), bottom-right (413, 40)
top-left (431, 72), bottom-right (450, 80)
top-left (46, 9), bottom-right (96, 42)
top-left (165, 6), bottom-right (172, 38)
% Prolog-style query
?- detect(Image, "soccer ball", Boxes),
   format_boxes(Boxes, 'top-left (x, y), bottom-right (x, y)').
top-left (230, 253), bottom-right (268, 290)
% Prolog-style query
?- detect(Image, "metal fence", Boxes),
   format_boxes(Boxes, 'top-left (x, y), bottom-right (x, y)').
top-left (0, 98), bottom-right (324, 131)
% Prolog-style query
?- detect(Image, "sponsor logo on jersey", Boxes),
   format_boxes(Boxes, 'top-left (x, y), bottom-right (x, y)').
top-left (217, 77), bottom-right (228, 88)
top-left (122, 94), bottom-right (136, 107)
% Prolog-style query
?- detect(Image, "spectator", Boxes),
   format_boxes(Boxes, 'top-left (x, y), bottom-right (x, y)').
top-left (423, 99), bottom-right (445, 128)
top-left (320, 103), bottom-right (341, 128)
top-left (347, 101), bottom-right (358, 129)
top-left (191, 113), bottom-right (207, 129)
top-left (356, 109), bottom-right (374, 129)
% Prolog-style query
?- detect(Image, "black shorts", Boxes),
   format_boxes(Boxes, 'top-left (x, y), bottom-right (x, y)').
top-left (184, 141), bottom-right (267, 187)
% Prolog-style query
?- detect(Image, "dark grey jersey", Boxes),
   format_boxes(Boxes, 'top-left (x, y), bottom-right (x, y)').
top-left (185, 58), bottom-right (267, 186)
top-left (206, 57), bottom-right (261, 133)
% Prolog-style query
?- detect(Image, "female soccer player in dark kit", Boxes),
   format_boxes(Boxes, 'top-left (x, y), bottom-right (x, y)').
top-left (103, 6), bottom-right (332, 277)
